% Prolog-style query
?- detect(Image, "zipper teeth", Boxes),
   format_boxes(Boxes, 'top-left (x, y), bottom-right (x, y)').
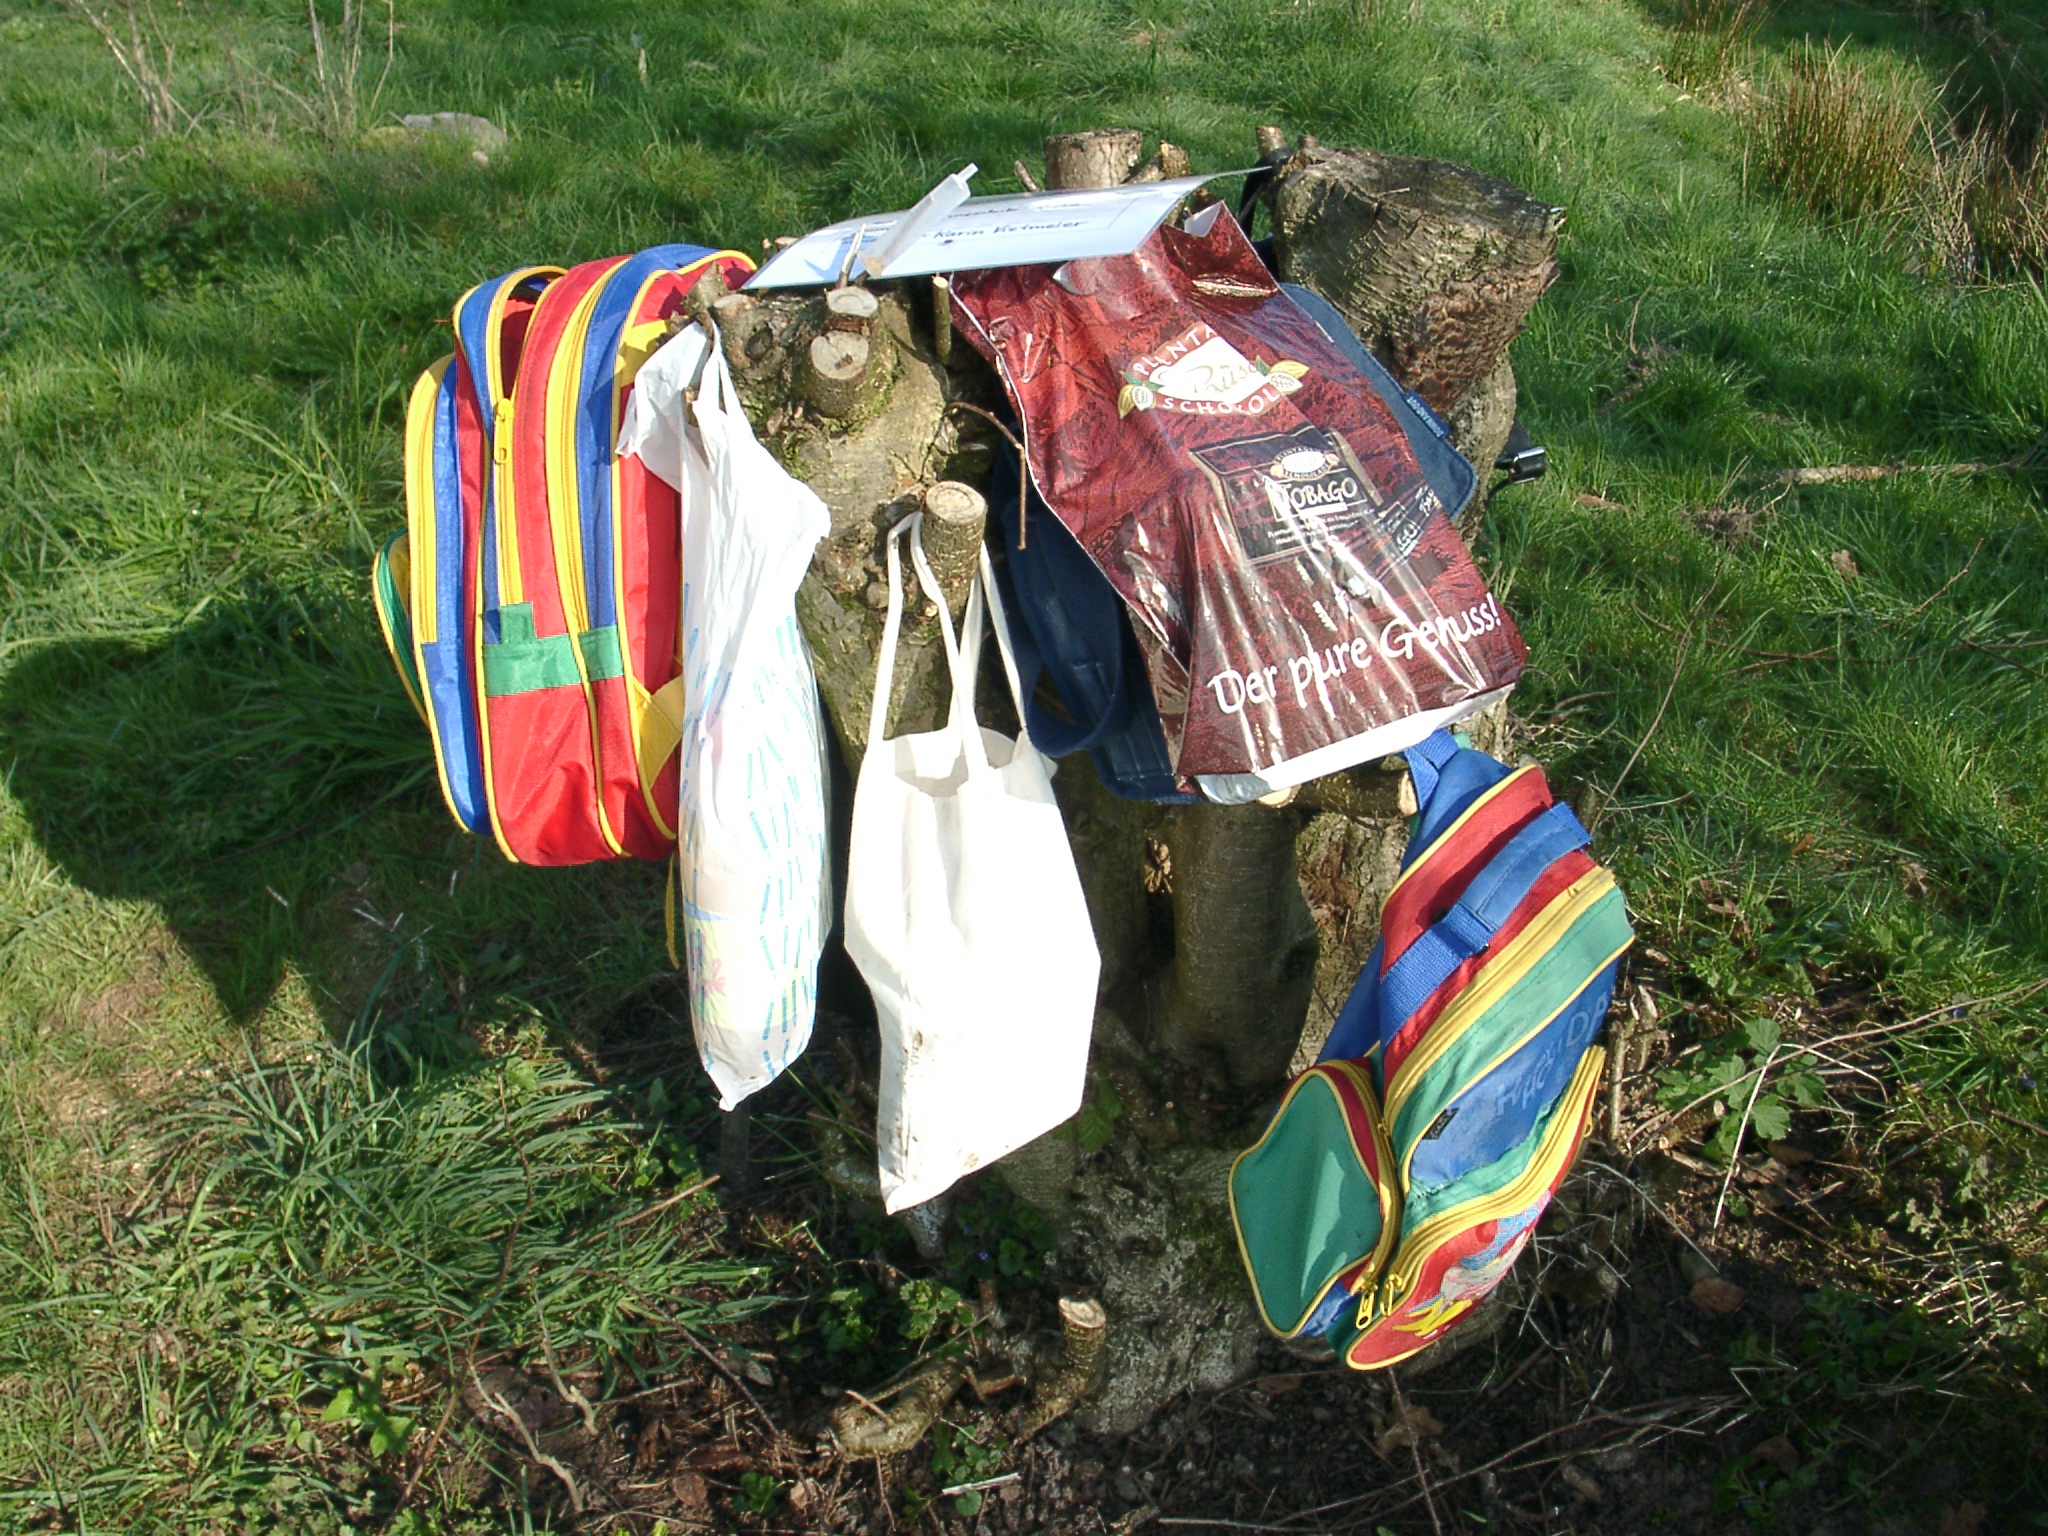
top-left (1384, 865), bottom-right (1615, 1124)
top-left (485, 266), bottom-right (558, 609)
top-left (404, 359), bottom-right (449, 644)
top-left (1327, 1060), bottom-right (1402, 1292)
top-left (1379, 1046), bottom-right (1605, 1301)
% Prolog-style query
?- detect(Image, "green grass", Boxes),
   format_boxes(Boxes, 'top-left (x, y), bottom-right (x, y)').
top-left (2, 0), bottom-right (2046, 1529)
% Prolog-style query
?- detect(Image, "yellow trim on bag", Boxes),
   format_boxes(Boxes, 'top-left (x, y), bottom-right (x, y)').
top-left (1228, 1061), bottom-right (1401, 1339)
top-left (404, 360), bottom-right (448, 647)
top-left (1383, 866), bottom-right (1618, 1127)
top-left (1379, 1046), bottom-right (1605, 1316)
top-left (543, 263), bottom-right (632, 858)
top-left (612, 272), bottom-right (683, 839)
top-left (402, 357), bottom-right (475, 834)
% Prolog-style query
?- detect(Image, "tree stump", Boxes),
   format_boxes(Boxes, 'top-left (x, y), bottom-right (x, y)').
top-left (1265, 142), bottom-right (1565, 532)
top-left (754, 127), bottom-right (1564, 1432)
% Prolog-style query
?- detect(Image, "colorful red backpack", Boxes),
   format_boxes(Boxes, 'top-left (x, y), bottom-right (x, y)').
top-left (373, 243), bottom-right (755, 863)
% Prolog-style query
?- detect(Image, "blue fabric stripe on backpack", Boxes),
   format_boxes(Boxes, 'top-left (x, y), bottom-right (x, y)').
top-left (1406, 958), bottom-right (1621, 1190)
top-left (424, 360), bottom-right (487, 833)
top-left (576, 244), bottom-right (718, 629)
top-left (1376, 801), bottom-right (1592, 1038)
top-left (1319, 933), bottom-right (1387, 1066)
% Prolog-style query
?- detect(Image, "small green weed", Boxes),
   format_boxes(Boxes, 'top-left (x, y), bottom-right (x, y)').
top-left (929, 1423), bottom-right (1006, 1515)
top-left (733, 1470), bottom-right (782, 1516)
top-left (1656, 1016), bottom-right (1830, 1160)
top-left (319, 1374), bottom-right (413, 1459)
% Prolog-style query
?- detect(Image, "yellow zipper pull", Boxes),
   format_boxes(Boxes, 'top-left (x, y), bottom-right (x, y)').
top-left (493, 398), bottom-right (512, 465)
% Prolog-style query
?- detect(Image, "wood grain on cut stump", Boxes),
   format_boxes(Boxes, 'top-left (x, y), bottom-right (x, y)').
top-left (1043, 129), bottom-right (1143, 190)
top-left (918, 480), bottom-right (987, 622)
top-left (1269, 144), bottom-right (1563, 429)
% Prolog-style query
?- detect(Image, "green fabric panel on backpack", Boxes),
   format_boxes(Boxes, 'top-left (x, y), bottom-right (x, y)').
top-left (481, 607), bottom-right (626, 696)
top-left (576, 624), bottom-right (624, 681)
top-left (1389, 888), bottom-right (1633, 1162)
top-left (483, 603), bottom-right (579, 696)
top-left (1231, 1074), bottom-right (1386, 1337)
top-left (372, 537), bottom-right (425, 715)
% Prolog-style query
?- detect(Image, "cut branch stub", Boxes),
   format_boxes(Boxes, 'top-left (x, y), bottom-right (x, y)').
top-left (800, 330), bottom-right (871, 419)
top-left (680, 260), bottom-right (730, 326)
top-left (930, 275), bottom-right (954, 366)
top-left (918, 480), bottom-right (987, 622)
top-left (1014, 1297), bottom-right (1108, 1441)
top-left (823, 283), bottom-right (879, 334)
top-left (1267, 144), bottom-right (1563, 419)
top-left (1044, 129), bottom-right (1144, 190)
top-left (709, 292), bottom-right (774, 381)
top-left (798, 287), bottom-right (893, 421)
top-left (1127, 140), bottom-right (1192, 184)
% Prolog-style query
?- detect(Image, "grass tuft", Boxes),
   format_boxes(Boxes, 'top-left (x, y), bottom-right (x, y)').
top-left (1661, 0), bottom-right (1774, 93)
top-left (0, 1040), bottom-right (758, 1531)
top-left (1751, 40), bottom-right (1934, 223)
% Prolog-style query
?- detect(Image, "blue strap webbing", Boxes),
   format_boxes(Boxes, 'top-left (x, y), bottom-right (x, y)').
top-left (1376, 801), bottom-right (1592, 1044)
top-left (1317, 934), bottom-right (1386, 1066)
top-left (1402, 729), bottom-right (1462, 807)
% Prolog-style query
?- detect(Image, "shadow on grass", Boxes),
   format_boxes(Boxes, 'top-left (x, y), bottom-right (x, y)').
top-left (0, 581), bottom-right (683, 1048)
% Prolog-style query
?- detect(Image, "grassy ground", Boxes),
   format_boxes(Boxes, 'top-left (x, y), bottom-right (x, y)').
top-left (2, 0), bottom-right (2046, 1530)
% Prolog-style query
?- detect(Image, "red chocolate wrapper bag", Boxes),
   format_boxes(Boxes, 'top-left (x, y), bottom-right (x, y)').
top-left (950, 207), bottom-right (1526, 797)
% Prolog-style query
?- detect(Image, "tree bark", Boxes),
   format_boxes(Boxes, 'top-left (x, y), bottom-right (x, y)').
top-left (1265, 143), bottom-right (1564, 518)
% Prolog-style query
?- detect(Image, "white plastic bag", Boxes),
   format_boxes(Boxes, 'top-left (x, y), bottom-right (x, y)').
top-left (619, 325), bottom-right (831, 1109)
top-left (844, 515), bottom-right (1102, 1213)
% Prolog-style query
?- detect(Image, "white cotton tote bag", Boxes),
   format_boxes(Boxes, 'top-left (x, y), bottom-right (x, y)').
top-left (845, 515), bottom-right (1101, 1213)
top-left (620, 324), bottom-right (831, 1109)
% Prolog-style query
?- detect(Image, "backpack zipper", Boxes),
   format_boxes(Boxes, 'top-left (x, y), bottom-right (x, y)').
top-left (1366, 1044), bottom-right (1605, 1321)
top-left (1382, 865), bottom-right (1618, 1128)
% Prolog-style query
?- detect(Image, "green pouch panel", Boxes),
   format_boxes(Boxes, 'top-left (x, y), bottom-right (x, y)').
top-left (1229, 1063), bottom-right (1400, 1339)
top-left (483, 603), bottom-right (625, 696)
top-left (372, 531), bottom-right (427, 723)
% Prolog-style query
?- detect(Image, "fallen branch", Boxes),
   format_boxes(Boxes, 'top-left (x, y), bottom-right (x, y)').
top-left (1755, 435), bottom-right (2044, 487)
top-left (469, 1362), bottom-right (585, 1514)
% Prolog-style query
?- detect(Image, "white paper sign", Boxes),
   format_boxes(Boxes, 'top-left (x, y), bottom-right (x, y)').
top-left (743, 173), bottom-right (1233, 290)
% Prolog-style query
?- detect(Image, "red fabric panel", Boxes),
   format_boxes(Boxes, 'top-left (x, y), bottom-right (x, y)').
top-left (1379, 848), bottom-right (1597, 1084)
top-left (487, 686), bottom-right (620, 865)
top-left (1379, 767), bottom-right (1552, 962)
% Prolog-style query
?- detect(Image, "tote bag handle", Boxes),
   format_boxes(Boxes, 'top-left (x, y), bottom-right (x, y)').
top-left (868, 515), bottom-right (990, 775)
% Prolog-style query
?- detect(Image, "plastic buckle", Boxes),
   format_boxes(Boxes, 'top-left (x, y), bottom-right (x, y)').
top-left (1494, 418), bottom-right (1547, 485)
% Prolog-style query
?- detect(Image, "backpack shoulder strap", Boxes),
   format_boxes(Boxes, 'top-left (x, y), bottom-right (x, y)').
top-left (1377, 801), bottom-right (1592, 1036)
